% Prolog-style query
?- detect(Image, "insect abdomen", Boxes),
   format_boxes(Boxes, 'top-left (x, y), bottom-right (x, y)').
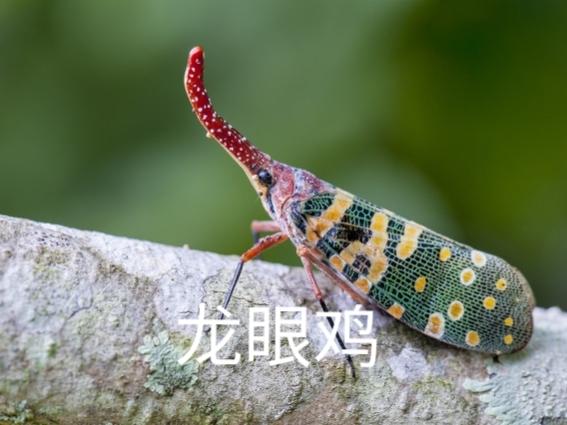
top-left (290, 190), bottom-right (535, 354)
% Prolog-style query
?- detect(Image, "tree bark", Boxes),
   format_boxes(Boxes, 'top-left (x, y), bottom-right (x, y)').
top-left (0, 214), bottom-right (565, 425)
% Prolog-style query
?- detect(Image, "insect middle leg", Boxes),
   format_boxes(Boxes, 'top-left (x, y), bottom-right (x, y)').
top-left (298, 248), bottom-right (356, 379)
top-left (218, 231), bottom-right (288, 320)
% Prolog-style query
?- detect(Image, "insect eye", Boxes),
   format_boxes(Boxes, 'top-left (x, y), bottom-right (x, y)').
top-left (257, 169), bottom-right (273, 187)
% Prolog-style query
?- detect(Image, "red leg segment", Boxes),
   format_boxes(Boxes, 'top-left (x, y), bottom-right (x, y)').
top-left (241, 232), bottom-right (288, 262)
top-left (218, 232), bottom-right (288, 320)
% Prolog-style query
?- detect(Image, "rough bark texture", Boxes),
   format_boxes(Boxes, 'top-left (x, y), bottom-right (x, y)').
top-left (0, 214), bottom-right (566, 425)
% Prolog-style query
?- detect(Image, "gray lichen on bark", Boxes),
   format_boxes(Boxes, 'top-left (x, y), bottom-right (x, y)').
top-left (0, 214), bottom-right (566, 424)
top-left (465, 307), bottom-right (567, 425)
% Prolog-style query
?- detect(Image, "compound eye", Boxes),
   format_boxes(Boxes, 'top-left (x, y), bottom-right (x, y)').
top-left (257, 169), bottom-right (273, 187)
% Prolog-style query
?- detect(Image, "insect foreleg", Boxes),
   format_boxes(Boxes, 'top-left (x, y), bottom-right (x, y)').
top-left (299, 252), bottom-right (356, 379)
top-left (250, 220), bottom-right (281, 243)
top-left (218, 232), bottom-right (288, 320)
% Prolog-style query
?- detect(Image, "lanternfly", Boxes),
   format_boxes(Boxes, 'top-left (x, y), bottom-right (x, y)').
top-left (184, 46), bottom-right (535, 372)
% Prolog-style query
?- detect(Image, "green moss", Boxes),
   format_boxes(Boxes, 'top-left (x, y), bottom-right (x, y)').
top-left (188, 400), bottom-right (254, 425)
top-left (138, 331), bottom-right (199, 396)
top-left (46, 342), bottom-right (57, 359)
top-left (31, 248), bottom-right (68, 281)
top-left (411, 377), bottom-right (452, 393)
top-left (0, 400), bottom-right (33, 424)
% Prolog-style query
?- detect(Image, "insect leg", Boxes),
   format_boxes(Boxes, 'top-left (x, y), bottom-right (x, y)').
top-left (298, 253), bottom-right (356, 379)
top-left (219, 232), bottom-right (288, 320)
top-left (250, 220), bottom-right (281, 243)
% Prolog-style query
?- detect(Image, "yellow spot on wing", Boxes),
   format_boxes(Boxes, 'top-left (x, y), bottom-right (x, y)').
top-left (503, 334), bottom-right (514, 345)
top-left (339, 241), bottom-right (368, 265)
top-left (305, 191), bottom-right (353, 245)
top-left (414, 276), bottom-right (427, 293)
top-left (330, 255), bottom-right (345, 270)
top-left (447, 301), bottom-right (464, 321)
top-left (367, 253), bottom-right (388, 282)
top-left (496, 278), bottom-right (508, 291)
top-left (370, 212), bottom-right (388, 233)
top-left (439, 247), bottom-right (452, 262)
top-left (370, 234), bottom-right (387, 250)
top-left (323, 209), bottom-right (341, 221)
top-left (397, 241), bottom-right (417, 259)
top-left (387, 303), bottom-right (405, 319)
top-left (460, 268), bottom-right (476, 286)
top-left (354, 277), bottom-right (371, 293)
top-left (504, 316), bottom-right (514, 327)
top-left (305, 217), bottom-right (335, 243)
top-left (369, 212), bottom-right (389, 251)
top-left (306, 227), bottom-right (319, 243)
top-left (396, 222), bottom-right (423, 260)
top-left (335, 196), bottom-right (351, 209)
top-left (483, 296), bottom-right (496, 310)
top-left (471, 250), bottom-right (487, 267)
top-left (425, 312), bottom-right (445, 338)
top-left (405, 223), bottom-right (422, 238)
top-left (466, 330), bottom-right (480, 347)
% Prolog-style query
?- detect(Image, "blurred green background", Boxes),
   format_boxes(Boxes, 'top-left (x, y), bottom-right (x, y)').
top-left (1, 1), bottom-right (565, 308)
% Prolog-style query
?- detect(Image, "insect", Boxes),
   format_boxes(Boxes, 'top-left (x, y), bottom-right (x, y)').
top-left (184, 46), bottom-right (535, 366)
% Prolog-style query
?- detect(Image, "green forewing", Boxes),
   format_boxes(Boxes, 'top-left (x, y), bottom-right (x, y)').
top-left (290, 191), bottom-right (534, 354)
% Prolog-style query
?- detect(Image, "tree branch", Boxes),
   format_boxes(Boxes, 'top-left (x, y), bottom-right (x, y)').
top-left (0, 214), bottom-right (565, 424)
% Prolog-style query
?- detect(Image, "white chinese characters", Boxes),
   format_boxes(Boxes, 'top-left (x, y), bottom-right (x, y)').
top-left (178, 304), bottom-right (376, 368)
